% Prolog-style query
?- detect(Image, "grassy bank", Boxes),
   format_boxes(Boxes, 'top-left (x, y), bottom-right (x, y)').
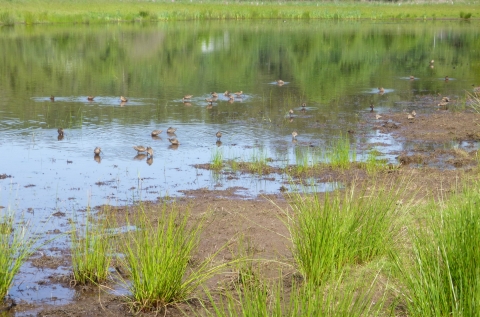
top-left (0, 0), bottom-right (478, 25)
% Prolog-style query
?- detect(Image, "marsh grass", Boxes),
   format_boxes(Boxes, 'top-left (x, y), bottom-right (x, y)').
top-left (393, 182), bottom-right (480, 316)
top-left (119, 203), bottom-right (227, 312)
top-left (467, 91), bottom-right (480, 113)
top-left (364, 148), bottom-right (389, 174)
top-left (210, 148), bottom-right (223, 170)
top-left (282, 182), bottom-right (405, 285)
top-left (0, 210), bottom-right (41, 299)
top-left (326, 135), bottom-right (356, 169)
top-left (70, 208), bottom-right (112, 285)
top-left (234, 149), bottom-right (273, 175)
top-left (200, 269), bottom-right (382, 316)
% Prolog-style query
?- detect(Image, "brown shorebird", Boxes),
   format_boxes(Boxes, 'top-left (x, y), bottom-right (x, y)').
top-left (94, 147), bottom-right (101, 155)
top-left (50, 95), bottom-right (55, 101)
top-left (292, 131), bottom-right (298, 139)
top-left (211, 92), bottom-right (218, 98)
top-left (57, 128), bottom-right (64, 136)
top-left (216, 131), bottom-right (222, 140)
top-left (411, 110), bottom-right (416, 117)
top-left (234, 91), bottom-right (243, 97)
top-left (289, 109), bottom-right (294, 117)
top-left (133, 146), bottom-right (147, 153)
top-left (224, 91), bottom-right (230, 97)
top-left (205, 98), bottom-right (214, 103)
top-left (277, 79), bottom-right (285, 85)
top-left (167, 127), bottom-right (177, 134)
top-left (168, 138), bottom-right (180, 145)
top-left (182, 95), bottom-right (193, 101)
top-left (151, 130), bottom-right (162, 137)
top-left (378, 87), bottom-right (385, 94)
top-left (445, 76), bottom-right (449, 82)
top-left (146, 147), bottom-right (154, 157)
top-left (407, 114), bottom-right (415, 121)
top-left (120, 96), bottom-right (128, 102)
top-left (87, 96), bottom-right (95, 101)
top-left (370, 104), bottom-right (374, 112)
top-left (409, 75), bottom-right (415, 80)
top-left (376, 114), bottom-right (382, 120)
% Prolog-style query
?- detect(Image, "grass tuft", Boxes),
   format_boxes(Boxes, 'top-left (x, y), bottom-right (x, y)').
top-left (118, 203), bottom-right (227, 312)
top-left (0, 210), bottom-right (41, 299)
top-left (70, 207), bottom-right (112, 285)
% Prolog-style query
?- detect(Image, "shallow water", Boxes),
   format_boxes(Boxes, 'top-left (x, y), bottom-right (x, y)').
top-left (1, 20), bottom-right (480, 307)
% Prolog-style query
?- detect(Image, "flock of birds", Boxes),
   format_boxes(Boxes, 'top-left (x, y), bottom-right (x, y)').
top-left (50, 73), bottom-right (480, 163)
top-left (53, 95), bottom-right (229, 163)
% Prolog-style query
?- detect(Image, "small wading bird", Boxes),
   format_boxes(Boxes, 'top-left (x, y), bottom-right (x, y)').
top-left (216, 131), bottom-right (222, 140)
top-left (234, 91), bottom-right (243, 98)
top-left (370, 104), bottom-right (374, 112)
top-left (57, 128), bottom-right (64, 136)
top-left (94, 147), bottom-right (101, 155)
top-left (182, 94), bottom-right (193, 101)
top-left (378, 87), bottom-right (385, 94)
top-left (50, 95), bottom-right (55, 101)
top-left (409, 75), bottom-right (415, 80)
top-left (87, 96), bottom-right (95, 101)
top-left (376, 114), bottom-right (382, 120)
top-left (276, 79), bottom-right (285, 85)
top-left (224, 91), bottom-right (230, 97)
top-left (168, 138), bottom-right (180, 145)
top-left (289, 109), bottom-right (294, 117)
top-left (167, 127), bottom-right (177, 134)
top-left (292, 131), bottom-right (298, 140)
top-left (445, 76), bottom-right (449, 82)
top-left (301, 102), bottom-right (307, 109)
top-left (211, 92), bottom-right (218, 98)
top-left (411, 110), bottom-right (416, 117)
top-left (120, 96), bottom-right (128, 102)
top-left (151, 130), bottom-right (162, 137)
top-left (133, 145), bottom-right (147, 154)
top-left (205, 98), bottom-right (214, 103)
top-left (146, 147), bottom-right (154, 157)
top-left (407, 114), bottom-right (415, 121)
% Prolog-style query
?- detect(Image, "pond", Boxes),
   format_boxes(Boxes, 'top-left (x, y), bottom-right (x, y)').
top-left (0, 19), bottom-right (479, 306)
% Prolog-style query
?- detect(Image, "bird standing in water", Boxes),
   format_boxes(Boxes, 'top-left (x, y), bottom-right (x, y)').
top-left (151, 130), bottom-right (162, 137)
top-left (94, 147), bottom-right (101, 155)
top-left (292, 131), bottom-right (298, 140)
top-left (168, 138), bottom-right (180, 145)
top-left (216, 131), bottom-right (222, 140)
top-left (146, 147), bottom-right (154, 157)
top-left (167, 127), bottom-right (177, 134)
top-left (133, 145), bottom-right (147, 153)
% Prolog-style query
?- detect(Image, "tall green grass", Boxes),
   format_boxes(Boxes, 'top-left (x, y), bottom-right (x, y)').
top-left (283, 182), bottom-right (405, 285)
top-left (393, 181), bottom-right (480, 316)
top-left (200, 269), bottom-right (382, 316)
top-left (118, 203), bottom-right (227, 312)
top-left (210, 148), bottom-right (223, 170)
top-left (326, 135), bottom-right (356, 169)
top-left (70, 208), bottom-right (112, 285)
top-left (0, 210), bottom-right (41, 299)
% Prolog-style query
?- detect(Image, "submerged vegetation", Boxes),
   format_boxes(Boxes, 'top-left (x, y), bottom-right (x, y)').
top-left (0, 0), bottom-right (478, 25)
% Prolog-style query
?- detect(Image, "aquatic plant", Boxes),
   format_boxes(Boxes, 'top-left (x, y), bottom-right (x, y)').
top-left (282, 182), bottom-right (405, 285)
top-left (210, 148), bottom-right (223, 170)
top-left (393, 181), bottom-right (480, 316)
top-left (326, 135), bottom-right (356, 169)
top-left (364, 148), bottom-right (388, 174)
top-left (70, 207), bottom-right (112, 285)
top-left (118, 203), bottom-right (227, 312)
top-left (0, 210), bottom-right (41, 300)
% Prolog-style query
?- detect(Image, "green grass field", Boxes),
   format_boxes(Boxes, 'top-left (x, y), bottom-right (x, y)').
top-left (0, 0), bottom-right (478, 25)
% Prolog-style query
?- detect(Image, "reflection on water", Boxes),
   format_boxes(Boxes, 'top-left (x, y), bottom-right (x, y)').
top-left (1, 20), bottom-right (480, 305)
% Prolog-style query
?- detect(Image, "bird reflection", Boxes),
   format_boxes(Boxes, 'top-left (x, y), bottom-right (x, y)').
top-left (146, 157), bottom-right (153, 166)
top-left (216, 140), bottom-right (222, 147)
top-left (134, 154), bottom-right (147, 160)
top-left (57, 135), bottom-right (64, 141)
top-left (120, 101), bottom-right (127, 107)
top-left (94, 155), bottom-right (101, 164)
top-left (168, 145), bottom-right (179, 150)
